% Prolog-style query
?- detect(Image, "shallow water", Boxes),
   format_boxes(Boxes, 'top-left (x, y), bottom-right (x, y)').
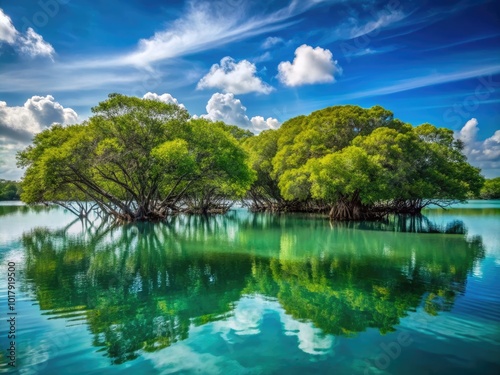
top-left (0, 201), bottom-right (499, 374)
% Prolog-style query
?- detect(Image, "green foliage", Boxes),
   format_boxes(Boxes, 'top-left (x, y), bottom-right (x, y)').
top-left (17, 97), bottom-right (485, 221)
top-left (272, 105), bottom-right (399, 180)
top-left (480, 177), bottom-right (500, 199)
top-left (410, 124), bottom-right (484, 202)
top-left (212, 121), bottom-right (254, 141)
top-left (244, 105), bottom-right (485, 217)
top-left (243, 130), bottom-right (283, 208)
top-left (0, 179), bottom-right (21, 200)
top-left (306, 145), bottom-right (383, 204)
top-left (17, 94), bottom-right (255, 221)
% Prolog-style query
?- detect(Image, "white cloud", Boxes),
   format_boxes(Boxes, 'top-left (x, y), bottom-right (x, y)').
top-left (0, 8), bottom-right (17, 44)
top-left (262, 36), bottom-right (284, 49)
top-left (458, 118), bottom-right (479, 145)
top-left (211, 295), bottom-right (335, 356)
top-left (23, 95), bottom-right (77, 127)
top-left (278, 44), bottom-right (341, 87)
top-left (0, 9), bottom-right (54, 59)
top-left (253, 51), bottom-right (273, 63)
top-left (197, 57), bottom-right (273, 95)
top-left (279, 310), bottom-right (335, 356)
top-left (143, 342), bottom-right (250, 375)
top-left (17, 28), bottom-right (55, 59)
top-left (143, 92), bottom-right (185, 109)
top-left (250, 116), bottom-right (280, 131)
top-left (202, 93), bottom-right (251, 128)
top-left (200, 92), bottom-right (280, 133)
top-left (117, 2), bottom-right (292, 67)
top-left (211, 295), bottom-right (269, 340)
top-left (0, 96), bottom-right (78, 179)
top-left (457, 118), bottom-right (500, 173)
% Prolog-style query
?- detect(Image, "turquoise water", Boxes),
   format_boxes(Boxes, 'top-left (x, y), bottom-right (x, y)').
top-left (0, 201), bottom-right (499, 374)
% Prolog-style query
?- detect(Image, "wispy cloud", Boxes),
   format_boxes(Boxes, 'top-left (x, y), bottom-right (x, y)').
top-left (318, 7), bottom-right (410, 45)
top-left (378, 0), bottom-right (492, 43)
top-left (262, 36), bottom-right (284, 49)
top-left (422, 33), bottom-right (500, 52)
top-left (348, 9), bottom-right (407, 39)
top-left (337, 64), bottom-right (500, 100)
top-left (0, 65), bottom-right (145, 93)
top-left (82, 0), bottom-right (333, 69)
top-left (341, 45), bottom-right (399, 58)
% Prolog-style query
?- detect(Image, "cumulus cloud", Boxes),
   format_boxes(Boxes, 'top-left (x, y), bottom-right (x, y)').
top-left (143, 92), bottom-right (185, 109)
top-left (262, 36), bottom-right (284, 49)
top-left (0, 96), bottom-right (78, 179)
top-left (23, 95), bottom-right (78, 127)
top-left (199, 92), bottom-right (280, 133)
top-left (202, 93), bottom-right (251, 127)
top-left (250, 116), bottom-right (280, 132)
top-left (457, 118), bottom-right (500, 174)
top-left (278, 44), bottom-right (341, 87)
top-left (0, 9), bottom-right (54, 59)
top-left (197, 57), bottom-right (273, 95)
top-left (458, 118), bottom-right (479, 145)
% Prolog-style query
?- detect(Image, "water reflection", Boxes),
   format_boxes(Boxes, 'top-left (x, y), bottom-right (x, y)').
top-left (335, 214), bottom-right (468, 234)
top-left (0, 203), bottom-right (56, 217)
top-left (20, 210), bottom-right (485, 365)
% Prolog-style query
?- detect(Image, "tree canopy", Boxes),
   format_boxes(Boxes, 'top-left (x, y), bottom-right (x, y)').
top-left (0, 179), bottom-right (21, 200)
top-left (17, 97), bottom-right (485, 222)
top-left (480, 177), bottom-right (500, 199)
top-left (17, 94), bottom-right (255, 221)
top-left (244, 105), bottom-right (484, 219)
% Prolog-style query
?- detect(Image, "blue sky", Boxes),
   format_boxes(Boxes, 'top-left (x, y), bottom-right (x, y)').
top-left (0, 0), bottom-right (499, 179)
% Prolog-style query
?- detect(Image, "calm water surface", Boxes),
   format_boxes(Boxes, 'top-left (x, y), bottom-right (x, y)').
top-left (0, 201), bottom-right (499, 374)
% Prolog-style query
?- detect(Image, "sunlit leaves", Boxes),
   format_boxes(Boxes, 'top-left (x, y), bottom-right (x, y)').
top-left (17, 94), bottom-right (255, 220)
top-left (244, 104), bottom-right (484, 215)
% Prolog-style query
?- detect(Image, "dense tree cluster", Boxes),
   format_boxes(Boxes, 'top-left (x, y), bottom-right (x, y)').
top-left (243, 105), bottom-right (484, 219)
top-left (18, 94), bottom-right (255, 221)
top-left (0, 179), bottom-right (21, 200)
top-left (480, 177), bottom-right (500, 199)
top-left (18, 95), bottom-right (484, 222)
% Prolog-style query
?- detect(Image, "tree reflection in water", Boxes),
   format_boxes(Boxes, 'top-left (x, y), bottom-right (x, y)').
top-left (21, 211), bottom-right (484, 364)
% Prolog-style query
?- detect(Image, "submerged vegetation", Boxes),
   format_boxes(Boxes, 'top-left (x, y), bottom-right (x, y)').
top-left (18, 94), bottom-right (484, 222)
